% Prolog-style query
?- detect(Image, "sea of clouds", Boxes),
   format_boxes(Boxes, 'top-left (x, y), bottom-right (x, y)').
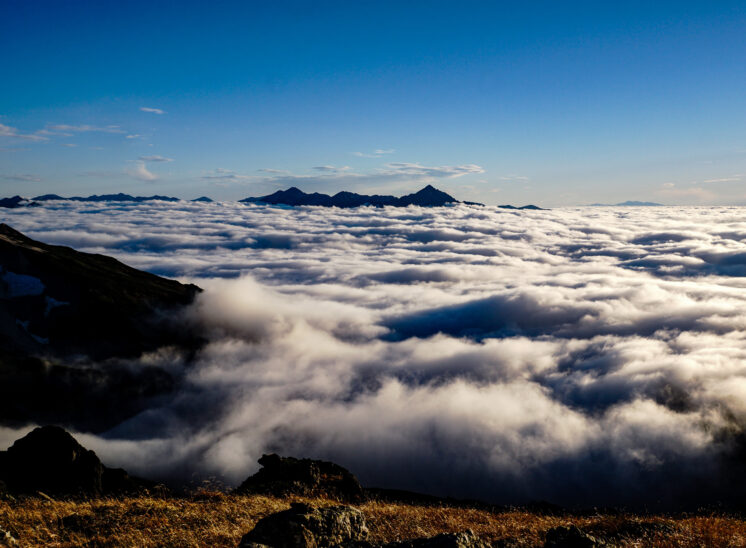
top-left (3, 201), bottom-right (746, 508)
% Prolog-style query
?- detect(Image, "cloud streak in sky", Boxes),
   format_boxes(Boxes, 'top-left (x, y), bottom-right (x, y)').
top-left (47, 124), bottom-right (126, 134)
top-left (126, 161), bottom-right (158, 181)
top-left (0, 122), bottom-right (48, 141)
top-left (140, 107), bottom-right (166, 114)
top-left (4, 203), bottom-right (746, 508)
top-left (139, 155), bottom-right (174, 163)
top-left (1, 174), bottom-right (41, 182)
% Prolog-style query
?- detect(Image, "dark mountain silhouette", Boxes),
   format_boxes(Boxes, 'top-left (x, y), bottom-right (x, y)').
top-left (1, 188), bottom-right (543, 208)
top-left (589, 200), bottom-right (664, 207)
top-left (0, 224), bottom-right (203, 431)
top-left (241, 185), bottom-right (461, 208)
top-left (239, 185), bottom-right (547, 209)
top-left (0, 195), bottom-right (40, 208)
top-left (398, 185), bottom-right (458, 206)
top-left (498, 204), bottom-right (544, 210)
top-left (33, 193), bottom-right (180, 203)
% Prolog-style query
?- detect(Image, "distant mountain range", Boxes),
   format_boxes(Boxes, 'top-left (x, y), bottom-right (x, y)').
top-left (497, 204), bottom-right (543, 210)
top-left (240, 184), bottom-right (463, 208)
top-left (33, 192), bottom-right (182, 203)
top-left (241, 184), bottom-right (543, 209)
top-left (0, 186), bottom-right (543, 209)
top-left (0, 193), bottom-right (216, 207)
top-left (0, 196), bottom-right (40, 209)
top-left (589, 200), bottom-right (665, 207)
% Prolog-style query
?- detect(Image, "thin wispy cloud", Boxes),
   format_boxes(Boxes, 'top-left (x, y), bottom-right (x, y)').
top-left (1, 174), bottom-right (41, 182)
top-left (0, 122), bottom-right (48, 142)
top-left (201, 168), bottom-right (253, 183)
top-left (139, 155), bottom-right (174, 163)
top-left (382, 162), bottom-right (484, 178)
top-left (126, 161), bottom-right (158, 181)
top-left (312, 165), bottom-right (351, 173)
top-left (47, 124), bottom-right (126, 134)
top-left (140, 107), bottom-right (165, 115)
top-left (353, 148), bottom-right (396, 158)
top-left (702, 176), bottom-right (742, 184)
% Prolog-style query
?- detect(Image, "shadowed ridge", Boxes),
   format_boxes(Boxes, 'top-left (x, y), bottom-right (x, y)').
top-left (0, 222), bottom-right (200, 319)
top-left (32, 193), bottom-right (181, 203)
top-left (0, 222), bottom-right (201, 359)
top-left (0, 224), bottom-right (205, 431)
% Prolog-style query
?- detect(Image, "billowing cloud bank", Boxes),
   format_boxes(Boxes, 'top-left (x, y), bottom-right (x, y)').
top-left (3, 201), bottom-right (746, 508)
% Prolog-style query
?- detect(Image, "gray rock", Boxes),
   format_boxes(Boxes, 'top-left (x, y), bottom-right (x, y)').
top-left (238, 503), bottom-right (368, 548)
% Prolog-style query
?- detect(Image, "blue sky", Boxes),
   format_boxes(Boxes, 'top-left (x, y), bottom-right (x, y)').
top-left (1, 1), bottom-right (745, 205)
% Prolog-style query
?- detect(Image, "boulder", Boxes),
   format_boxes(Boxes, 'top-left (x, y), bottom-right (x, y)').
top-left (238, 502), bottom-right (368, 548)
top-left (2, 425), bottom-right (104, 495)
top-left (543, 525), bottom-right (606, 547)
top-left (235, 454), bottom-right (364, 502)
top-left (0, 425), bottom-right (157, 497)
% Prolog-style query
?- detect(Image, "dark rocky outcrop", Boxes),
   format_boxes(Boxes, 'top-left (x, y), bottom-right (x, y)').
top-left (543, 525), bottom-right (606, 547)
top-left (238, 502), bottom-right (368, 547)
top-left (236, 454), bottom-right (364, 502)
top-left (0, 425), bottom-right (157, 497)
top-left (0, 223), bottom-right (201, 360)
top-left (0, 223), bottom-right (203, 430)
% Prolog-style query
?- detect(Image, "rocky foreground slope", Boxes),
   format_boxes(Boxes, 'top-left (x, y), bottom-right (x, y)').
top-left (0, 224), bottom-right (203, 430)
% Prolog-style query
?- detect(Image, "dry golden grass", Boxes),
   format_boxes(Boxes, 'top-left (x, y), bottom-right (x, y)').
top-left (1, 493), bottom-right (745, 547)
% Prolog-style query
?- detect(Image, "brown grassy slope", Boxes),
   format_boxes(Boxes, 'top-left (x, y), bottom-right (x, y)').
top-left (1, 493), bottom-right (745, 547)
